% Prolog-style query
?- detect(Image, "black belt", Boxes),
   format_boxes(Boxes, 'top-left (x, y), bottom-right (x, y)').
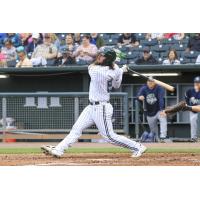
top-left (89, 101), bottom-right (109, 105)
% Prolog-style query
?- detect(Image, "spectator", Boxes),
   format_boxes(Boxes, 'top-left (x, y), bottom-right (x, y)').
top-left (56, 34), bottom-right (75, 65)
top-left (146, 33), bottom-right (164, 41)
top-left (118, 33), bottom-right (139, 47)
top-left (135, 47), bottom-right (158, 65)
top-left (61, 34), bottom-right (75, 53)
top-left (163, 49), bottom-right (180, 65)
top-left (90, 33), bottom-right (104, 48)
top-left (186, 33), bottom-right (200, 52)
top-left (163, 33), bottom-right (185, 41)
top-left (31, 33), bottom-right (58, 66)
top-left (20, 33), bottom-right (32, 46)
top-left (74, 33), bottom-right (81, 45)
top-left (0, 33), bottom-right (7, 46)
top-left (73, 35), bottom-right (97, 63)
top-left (1, 39), bottom-right (17, 67)
top-left (50, 33), bottom-right (61, 51)
top-left (6, 33), bottom-right (21, 47)
top-left (0, 48), bottom-right (6, 67)
top-left (16, 46), bottom-right (32, 68)
top-left (26, 33), bottom-right (43, 54)
top-left (56, 48), bottom-right (75, 66)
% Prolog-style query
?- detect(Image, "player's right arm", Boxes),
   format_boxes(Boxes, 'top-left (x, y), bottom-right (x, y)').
top-left (137, 86), bottom-right (146, 101)
top-left (191, 105), bottom-right (200, 112)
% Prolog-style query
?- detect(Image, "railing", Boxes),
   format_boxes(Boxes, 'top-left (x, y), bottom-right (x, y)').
top-left (0, 92), bottom-right (128, 141)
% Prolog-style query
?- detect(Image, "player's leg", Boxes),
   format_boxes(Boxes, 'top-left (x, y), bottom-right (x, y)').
top-left (146, 114), bottom-right (159, 141)
top-left (189, 112), bottom-right (198, 141)
top-left (93, 103), bottom-right (146, 157)
top-left (158, 111), bottom-right (167, 139)
top-left (41, 105), bottom-right (94, 157)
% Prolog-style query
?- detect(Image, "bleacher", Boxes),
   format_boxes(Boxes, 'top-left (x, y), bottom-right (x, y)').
top-left (57, 33), bottom-right (199, 65)
top-left (1, 33), bottom-right (199, 67)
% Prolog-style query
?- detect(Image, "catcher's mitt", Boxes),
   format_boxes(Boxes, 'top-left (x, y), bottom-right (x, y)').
top-left (165, 101), bottom-right (191, 115)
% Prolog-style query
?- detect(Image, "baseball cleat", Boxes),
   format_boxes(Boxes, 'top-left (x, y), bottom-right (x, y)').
top-left (41, 145), bottom-right (63, 158)
top-left (131, 144), bottom-right (147, 158)
top-left (191, 138), bottom-right (198, 143)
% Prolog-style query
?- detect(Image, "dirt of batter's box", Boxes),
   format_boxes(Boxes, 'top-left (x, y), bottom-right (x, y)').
top-left (0, 153), bottom-right (200, 166)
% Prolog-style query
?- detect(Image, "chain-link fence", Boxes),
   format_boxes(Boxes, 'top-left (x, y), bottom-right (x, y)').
top-left (0, 92), bottom-right (128, 135)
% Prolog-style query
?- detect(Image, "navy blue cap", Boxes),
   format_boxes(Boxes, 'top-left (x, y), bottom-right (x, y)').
top-left (194, 76), bottom-right (200, 83)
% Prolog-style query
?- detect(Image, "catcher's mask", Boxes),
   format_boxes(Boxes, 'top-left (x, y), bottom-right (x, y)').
top-left (98, 47), bottom-right (116, 69)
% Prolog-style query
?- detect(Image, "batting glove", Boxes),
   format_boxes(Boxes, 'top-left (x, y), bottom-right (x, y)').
top-left (121, 65), bottom-right (129, 73)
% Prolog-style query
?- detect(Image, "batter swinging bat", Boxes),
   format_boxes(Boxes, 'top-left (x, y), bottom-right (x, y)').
top-left (124, 65), bottom-right (175, 92)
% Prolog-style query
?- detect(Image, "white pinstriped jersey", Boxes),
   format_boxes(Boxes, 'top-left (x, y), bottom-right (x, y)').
top-left (88, 64), bottom-right (123, 102)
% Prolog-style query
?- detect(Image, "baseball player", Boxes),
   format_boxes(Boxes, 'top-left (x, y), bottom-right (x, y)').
top-left (41, 47), bottom-right (147, 158)
top-left (137, 78), bottom-right (167, 142)
top-left (185, 77), bottom-right (200, 142)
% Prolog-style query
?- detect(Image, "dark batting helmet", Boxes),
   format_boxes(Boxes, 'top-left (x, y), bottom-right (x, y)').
top-left (99, 47), bottom-right (116, 68)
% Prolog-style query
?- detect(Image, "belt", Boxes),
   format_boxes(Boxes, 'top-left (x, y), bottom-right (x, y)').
top-left (89, 101), bottom-right (109, 105)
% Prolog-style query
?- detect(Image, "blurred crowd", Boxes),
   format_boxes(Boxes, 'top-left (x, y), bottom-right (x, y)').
top-left (0, 33), bottom-right (200, 68)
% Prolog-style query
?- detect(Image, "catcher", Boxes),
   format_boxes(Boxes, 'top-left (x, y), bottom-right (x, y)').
top-left (164, 101), bottom-right (199, 114)
top-left (164, 76), bottom-right (200, 142)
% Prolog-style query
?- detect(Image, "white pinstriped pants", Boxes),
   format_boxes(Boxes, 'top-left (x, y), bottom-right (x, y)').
top-left (55, 103), bottom-right (141, 153)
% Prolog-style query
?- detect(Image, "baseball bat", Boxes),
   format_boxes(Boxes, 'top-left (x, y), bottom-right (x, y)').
top-left (126, 66), bottom-right (175, 92)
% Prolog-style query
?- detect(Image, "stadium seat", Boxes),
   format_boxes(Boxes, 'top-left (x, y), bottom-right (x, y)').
top-left (129, 45), bottom-right (144, 52)
top-left (116, 59), bottom-right (127, 65)
top-left (110, 34), bottom-right (121, 40)
top-left (151, 51), bottom-right (160, 59)
top-left (151, 44), bottom-right (169, 53)
top-left (158, 57), bottom-right (163, 64)
top-left (104, 38), bottom-right (118, 46)
top-left (140, 39), bottom-right (158, 47)
top-left (161, 38), bottom-right (176, 45)
top-left (191, 58), bottom-right (197, 63)
top-left (76, 59), bottom-right (89, 65)
top-left (135, 33), bottom-right (146, 40)
top-left (99, 34), bottom-right (110, 40)
top-left (160, 51), bottom-right (168, 59)
top-left (180, 38), bottom-right (189, 45)
top-left (179, 57), bottom-right (191, 64)
top-left (116, 45), bottom-right (128, 52)
top-left (126, 51), bottom-right (139, 59)
top-left (182, 51), bottom-right (199, 59)
top-left (128, 59), bottom-right (135, 64)
top-left (171, 44), bottom-right (187, 51)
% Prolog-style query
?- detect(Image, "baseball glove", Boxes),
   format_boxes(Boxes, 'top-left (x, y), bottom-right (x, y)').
top-left (165, 101), bottom-right (191, 115)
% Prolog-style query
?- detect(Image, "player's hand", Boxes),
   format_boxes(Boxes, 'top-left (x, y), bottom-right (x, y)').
top-left (148, 76), bottom-right (155, 82)
top-left (160, 111), bottom-right (167, 117)
top-left (121, 65), bottom-right (129, 73)
top-left (138, 96), bottom-right (145, 101)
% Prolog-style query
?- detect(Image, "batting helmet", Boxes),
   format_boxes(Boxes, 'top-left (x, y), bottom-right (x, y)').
top-left (194, 76), bottom-right (200, 83)
top-left (98, 47), bottom-right (116, 68)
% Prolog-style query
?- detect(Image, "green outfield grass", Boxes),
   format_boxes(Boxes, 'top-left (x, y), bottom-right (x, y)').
top-left (0, 147), bottom-right (200, 154)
